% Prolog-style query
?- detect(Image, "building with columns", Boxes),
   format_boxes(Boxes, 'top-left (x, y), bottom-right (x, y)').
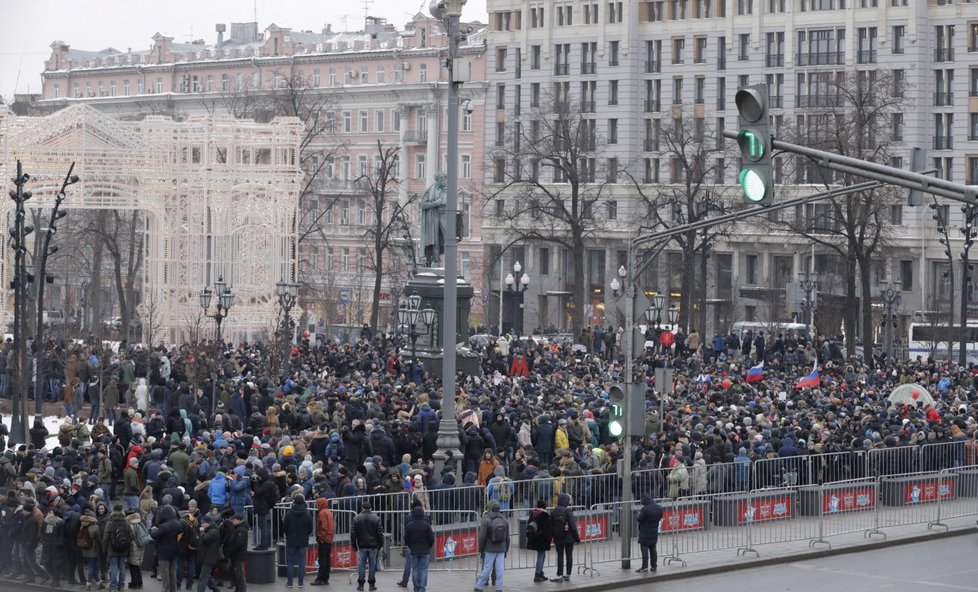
top-left (483, 0), bottom-right (978, 343)
top-left (37, 13), bottom-right (489, 334)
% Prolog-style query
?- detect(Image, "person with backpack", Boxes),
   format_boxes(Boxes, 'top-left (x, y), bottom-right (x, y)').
top-left (311, 497), bottom-right (335, 586)
top-left (195, 515), bottom-right (223, 592)
top-left (486, 466), bottom-right (514, 511)
top-left (79, 508), bottom-right (104, 591)
top-left (351, 500), bottom-right (384, 592)
top-left (283, 493), bottom-right (314, 589)
top-left (526, 499), bottom-right (552, 583)
top-left (401, 505), bottom-right (434, 592)
top-left (104, 504), bottom-right (131, 592)
top-left (636, 495), bottom-right (664, 574)
top-left (126, 509), bottom-right (150, 589)
top-left (475, 500), bottom-right (509, 592)
top-left (251, 467), bottom-right (278, 550)
top-left (176, 505), bottom-right (200, 590)
top-left (549, 493), bottom-right (580, 583)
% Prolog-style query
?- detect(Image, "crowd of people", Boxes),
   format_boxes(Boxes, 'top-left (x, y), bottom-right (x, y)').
top-left (0, 323), bottom-right (973, 591)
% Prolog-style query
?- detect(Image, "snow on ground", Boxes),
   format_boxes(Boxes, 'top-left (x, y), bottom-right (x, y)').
top-left (1, 412), bottom-right (111, 449)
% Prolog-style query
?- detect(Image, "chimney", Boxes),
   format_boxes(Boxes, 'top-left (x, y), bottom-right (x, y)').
top-left (216, 23), bottom-right (226, 46)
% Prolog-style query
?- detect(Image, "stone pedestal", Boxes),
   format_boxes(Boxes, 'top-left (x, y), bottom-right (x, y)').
top-left (404, 268), bottom-right (479, 377)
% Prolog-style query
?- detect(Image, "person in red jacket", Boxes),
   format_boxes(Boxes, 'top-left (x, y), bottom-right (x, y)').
top-left (311, 497), bottom-right (335, 586)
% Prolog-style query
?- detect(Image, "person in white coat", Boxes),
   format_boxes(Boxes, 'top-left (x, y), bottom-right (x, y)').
top-left (135, 378), bottom-right (149, 412)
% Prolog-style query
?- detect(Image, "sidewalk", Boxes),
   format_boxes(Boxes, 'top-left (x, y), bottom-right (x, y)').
top-left (5, 514), bottom-right (974, 592)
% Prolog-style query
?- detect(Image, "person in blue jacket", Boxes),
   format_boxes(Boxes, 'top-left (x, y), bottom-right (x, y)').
top-left (208, 471), bottom-right (229, 508)
top-left (228, 466), bottom-right (251, 515)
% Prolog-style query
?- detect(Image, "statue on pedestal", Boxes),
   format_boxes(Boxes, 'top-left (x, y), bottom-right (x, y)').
top-left (420, 173), bottom-right (447, 267)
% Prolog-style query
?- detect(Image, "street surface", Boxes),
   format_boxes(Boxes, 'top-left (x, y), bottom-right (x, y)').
top-left (637, 535), bottom-right (978, 592)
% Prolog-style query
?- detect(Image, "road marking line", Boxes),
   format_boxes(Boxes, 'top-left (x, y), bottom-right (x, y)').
top-left (790, 563), bottom-right (978, 591)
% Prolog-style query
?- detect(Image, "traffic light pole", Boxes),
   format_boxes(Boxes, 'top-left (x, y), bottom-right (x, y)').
top-left (620, 238), bottom-right (636, 569)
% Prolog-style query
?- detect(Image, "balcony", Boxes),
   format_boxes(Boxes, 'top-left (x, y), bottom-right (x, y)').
top-left (554, 63), bottom-right (569, 76)
top-left (933, 135), bottom-right (954, 150)
top-left (402, 129), bottom-right (428, 144)
top-left (644, 99), bottom-right (661, 112)
top-left (581, 62), bottom-right (597, 75)
top-left (580, 100), bottom-right (596, 113)
top-left (797, 94), bottom-right (842, 108)
top-left (857, 49), bottom-right (877, 64)
top-left (765, 55), bottom-right (784, 67)
top-left (934, 91), bottom-right (954, 106)
top-left (645, 60), bottom-right (661, 73)
top-left (796, 51), bottom-right (844, 66)
top-left (935, 47), bottom-right (954, 62)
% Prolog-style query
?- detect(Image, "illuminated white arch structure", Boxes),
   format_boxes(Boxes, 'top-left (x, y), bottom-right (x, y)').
top-left (0, 104), bottom-right (303, 343)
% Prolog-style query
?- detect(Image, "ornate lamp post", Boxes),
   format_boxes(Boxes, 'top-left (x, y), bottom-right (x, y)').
top-left (398, 294), bottom-right (423, 361)
top-left (429, 0), bottom-right (467, 475)
top-left (799, 272), bottom-right (818, 338)
top-left (504, 260), bottom-right (531, 335)
top-left (276, 279), bottom-right (300, 373)
top-left (879, 280), bottom-right (902, 360)
top-left (199, 275), bottom-right (234, 345)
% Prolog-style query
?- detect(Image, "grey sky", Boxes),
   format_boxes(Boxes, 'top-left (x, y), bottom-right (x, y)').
top-left (0, 0), bottom-right (489, 103)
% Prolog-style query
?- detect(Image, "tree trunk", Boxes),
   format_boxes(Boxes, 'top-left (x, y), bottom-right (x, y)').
top-left (679, 230), bottom-right (697, 331)
top-left (572, 234), bottom-right (587, 337)
top-left (961, 253), bottom-right (970, 365)
top-left (90, 239), bottom-right (104, 339)
top-left (698, 237), bottom-right (709, 334)
top-left (858, 254), bottom-right (875, 368)
top-left (843, 254), bottom-right (857, 357)
top-left (370, 214), bottom-right (383, 332)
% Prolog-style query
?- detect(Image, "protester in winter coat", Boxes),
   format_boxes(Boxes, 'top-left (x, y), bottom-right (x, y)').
top-left (475, 501), bottom-right (509, 592)
top-left (125, 510), bottom-right (148, 590)
top-left (79, 508), bottom-right (104, 590)
top-left (283, 494), bottom-right (313, 588)
top-left (636, 495), bottom-right (664, 573)
top-left (549, 493), bottom-right (580, 582)
top-left (195, 515), bottom-right (223, 592)
top-left (526, 500), bottom-right (552, 582)
top-left (402, 505), bottom-right (434, 592)
top-left (351, 501), bottom-right (384, 591)
top-left (225, 514), bottom-right (249, 592)
top-left (312, 497), bottom-right (335, 586)
top-left (104, 504), bottom-right (131, 592)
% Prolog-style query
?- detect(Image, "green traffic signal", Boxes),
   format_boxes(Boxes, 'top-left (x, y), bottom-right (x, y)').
top-left (739, 168), bottom-right (770, 203)
top-left (738, 129), bottom-right (765, 162)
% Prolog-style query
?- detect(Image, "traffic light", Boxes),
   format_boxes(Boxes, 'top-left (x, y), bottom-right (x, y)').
top-left (608, 383), bottom-right (626, 438)
top-left (736, 84), bottom-right (773, 206)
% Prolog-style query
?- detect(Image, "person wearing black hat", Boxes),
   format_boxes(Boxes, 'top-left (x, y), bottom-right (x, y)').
top-left (225, 514), bottom-right (249, 592)
top-left (283, 494), bottom-right (313, 589)
top-left (351, 501), bottom-right (384, 592)
top-left (635, 495), bottom-right (664, 574)
top-left (195, 515), bottom-right (222, 592)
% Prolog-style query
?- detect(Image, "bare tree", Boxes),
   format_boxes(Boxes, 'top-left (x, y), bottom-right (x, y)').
top-left (355, 141), bottom-right (417, 331)
top-left (488, 96), bottom-right (613, 335)
top-left (83, 210), bottom-right (145, 340)
top-left (627, 113), bottom-right (732, 332)
top-left (772, 70), bottom-right (908, 361)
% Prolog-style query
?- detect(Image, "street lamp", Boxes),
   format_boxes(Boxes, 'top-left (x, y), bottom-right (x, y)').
top-left (397, 294), bottom-right (435, 361)
top-left (276, 278), bottom-right (300, 374)
top-left (505, 261), bottom-right (530, 335)
top-left (429, 0), bottom-right (467, 478)
top-left (799, 272), bottom-right (817, 337)
top-left (7, 161), bottom-right (34, 444)
top-left (199, 275), bottom-right (234, 345)
top-left (879, 280), bottom-right (902, 360)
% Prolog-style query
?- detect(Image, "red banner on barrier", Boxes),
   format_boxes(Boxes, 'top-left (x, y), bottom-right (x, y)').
top-left (435, 528), bottom-right (480, 559)
top-left (660, 505), bottom-right (707, 532)
top-left (822, 487), bottom-right (876, 514)
top-left (904, 479), bottom-right (955, 504)
top-left (576, 515), bottom-right (610, 542)
top-left (738, 495), bottom-right (793, 524)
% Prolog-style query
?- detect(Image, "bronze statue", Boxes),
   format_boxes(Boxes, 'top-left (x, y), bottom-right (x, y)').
top-left (420, 172), bottom-right (447, 267)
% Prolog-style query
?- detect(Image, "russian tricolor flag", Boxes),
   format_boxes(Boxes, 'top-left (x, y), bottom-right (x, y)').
top-left (796, 362), bottom-right (820, 389)
top-left (746, 361), bottom-right (764, 383)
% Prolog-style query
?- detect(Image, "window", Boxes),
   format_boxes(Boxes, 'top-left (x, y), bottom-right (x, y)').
top-left (343, 111), bottom-right (352, 133)
top-left (496, 47), bottom-right (507, 72)
top-left (462, 110), bottom-right (472, 132)
top-left (900, 260), bottom-right (913, 290)
top-left (341, 248), bottom-right (350, 272)
top-left (606, 200), bottom-right (618, 219)
top-left (376, 110), bottom-right (385, 133)
top-left (694, 37), bottom-right (707, 64)
top-left (531, 45), bottom-right (541, 69)
top-left (461, 155), bottom-right (471, 178)
top-left (495, 199), bottom-right (505, 217)
top-left (393, 109), bottom-right (401, 132)
top-left (673, 38), bottom-right (685, 64)
top-left (609, 80), bottom-right (619, 105)
top-left (893, 69), bottom-right (905, 97)
top-left (415, 154), bottom-right (426, 179)
top-left (494, 158), bottom-right (506, 183)
top-left (892, 113), bottom-right (904, 141)
top-left (531, 82), bottom-right (541, 107)
top-left (496, 84), bottom-right (506, 109)
top-left (857, 27), bottom-right (878, 63)
top-left (359, 111), bottom-right (368, 133)
top-left (357, 200), bottom-right (366, 225)
top-left (419, 64), bottom-right (427, 82)
top-left (358, 155), bottom-right (368, 177)
top-left (971, 22), bottom-right (978, 52)
top-left (893, 25), bottom-right (905, 54)
top-left (644, 158), bottom-right (660, 183)
top-left (608, 1), bottom-right (623, 23)
top-left (156, 77), bottom-right (164, 93)
top-left (539, 247), bottom-right (551, 275)
top-left (738, 0), bottom-right (753, 14)
top-left (738, 34), bottom-right (750, 60)
top-left (673, 78), bottom-right (683, 104)
top-left (609, 40), bottom-right (620, 66)
top-left (890, 205), bottom-right (903, 225)
top-left (695, 77), bottom-right (705, 104)
top-left (608, 119), bottom-right (618, 144)
top-left (745, 254), bottom-right (758, 285)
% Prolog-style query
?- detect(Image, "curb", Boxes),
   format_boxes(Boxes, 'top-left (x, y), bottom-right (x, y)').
top-left (566, 524), bottom-right (974, 591)
top-left (1, 525), bottom-right (973, 592)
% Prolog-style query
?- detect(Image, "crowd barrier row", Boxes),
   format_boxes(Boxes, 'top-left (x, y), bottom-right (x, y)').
top-left (256, 462), bottom-right (978, 577)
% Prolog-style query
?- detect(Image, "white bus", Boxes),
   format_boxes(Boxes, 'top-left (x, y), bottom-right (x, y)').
top-left (907, 321), bottom-right (978, 362)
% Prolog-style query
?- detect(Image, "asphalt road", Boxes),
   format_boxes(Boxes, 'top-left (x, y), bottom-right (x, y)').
top-left (632, 535), bottom-right (978, 592)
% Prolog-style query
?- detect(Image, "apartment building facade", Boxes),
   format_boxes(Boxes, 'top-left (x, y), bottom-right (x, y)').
top-left (36, 13), bottom-right (489, 333)
top-left (484, 0), bottom-right (978, 340)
